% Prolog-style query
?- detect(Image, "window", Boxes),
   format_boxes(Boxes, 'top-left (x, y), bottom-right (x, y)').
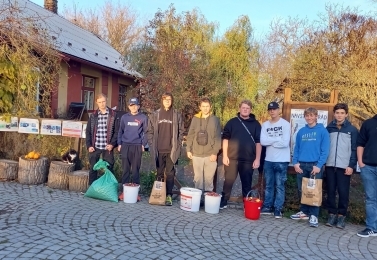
top-left (82, 76), bottom-right (95, 110)
top-left (118, 84), bottom-right (127, 111)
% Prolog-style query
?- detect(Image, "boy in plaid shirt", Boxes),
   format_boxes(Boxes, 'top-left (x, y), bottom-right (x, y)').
top-left (86, 93), bottom-right (119, 185)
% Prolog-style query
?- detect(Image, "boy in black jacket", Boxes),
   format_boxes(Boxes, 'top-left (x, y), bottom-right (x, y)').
top-left (357, 114), bottom-right (377, 238)
top-left (86, 93), bottom-right (119, 185)
top-left (220, 100), bottom-right (262, 209)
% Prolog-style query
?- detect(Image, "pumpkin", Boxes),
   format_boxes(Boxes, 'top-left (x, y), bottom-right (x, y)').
top-left (28, 151), bottom-right (35, 158)
top-left (25, 151), bottom-right (40, 160)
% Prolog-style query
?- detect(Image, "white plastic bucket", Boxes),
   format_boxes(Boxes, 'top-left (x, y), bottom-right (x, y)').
top-left (180, 187), bottom-right (202, 212)
top-left (123, 184), bottom-right (140, 203)
top-left (204, 193), bottom-right (222, 214)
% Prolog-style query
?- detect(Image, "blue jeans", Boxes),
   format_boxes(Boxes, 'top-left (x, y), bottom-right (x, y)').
top-left (296, 162), bottom-right (323, 217)
top-left (262, 161), bottom-right (288, 211)
top-left (360, 165), bottom-right (377, 231)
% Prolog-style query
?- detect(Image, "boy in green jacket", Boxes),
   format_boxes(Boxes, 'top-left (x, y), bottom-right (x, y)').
top-left (186, 97), bottom-right (222, 193)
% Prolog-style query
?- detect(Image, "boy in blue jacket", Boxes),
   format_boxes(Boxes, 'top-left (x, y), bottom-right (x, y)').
top-left (117, 98), bottom-right (148, 201)
top-left (290, 107), bottom-right (330, 227)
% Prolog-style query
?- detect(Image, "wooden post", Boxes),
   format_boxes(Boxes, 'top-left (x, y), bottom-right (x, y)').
top-left (67, 170), bottom-right (89, 192)
top-left (282, 88), bottom-right (338, 174)
top-left (0, 159), bottom-right (18, 180)
top-left (18, 156), bottom-right (49, 185)
top-left (47, 161), bottom-right (75, 189)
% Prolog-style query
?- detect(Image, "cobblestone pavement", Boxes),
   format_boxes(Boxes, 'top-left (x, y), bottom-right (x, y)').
top-left (1, 182), bottom-right (376, 260)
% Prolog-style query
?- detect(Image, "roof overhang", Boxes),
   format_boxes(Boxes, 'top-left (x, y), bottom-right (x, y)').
top-left (61, 53), bottom-right (138, 81)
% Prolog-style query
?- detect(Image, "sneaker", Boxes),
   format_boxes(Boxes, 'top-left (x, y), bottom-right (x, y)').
top-left (357, 228), bottom-right (377, 238)
top-left (309, 215), bottom-right (319, 228)
top-left (219, 197), bottom-right (227, 209)
top-left (336, 215), bottom-right (345, 229)
top-left (118, 192), bottom-right (124, 201)
top-left (261, 207), bottom-right (273, 215)
top-left (165, 195), bottom-right (172, 206)
top-left (290, 211), bottom-right (309, 220)
top-left (274, 210), bottom-right (283, 219)
top-left (326, 214), bottom-right (337, 227)
top-left (219, 192), bottom-right (227, 209)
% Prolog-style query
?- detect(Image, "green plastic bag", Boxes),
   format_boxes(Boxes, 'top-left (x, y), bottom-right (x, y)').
top-left (84, 159), bottom-right (118, 202)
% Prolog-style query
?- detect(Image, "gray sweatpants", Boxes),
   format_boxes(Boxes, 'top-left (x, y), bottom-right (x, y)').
top-left (192, 156), bottom-right (217, 191)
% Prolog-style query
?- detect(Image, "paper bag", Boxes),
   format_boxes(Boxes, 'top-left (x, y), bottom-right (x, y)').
top-left (301, 176), bottom-right (322, 206)
top-left (148, 180), bottom-right (166, 205)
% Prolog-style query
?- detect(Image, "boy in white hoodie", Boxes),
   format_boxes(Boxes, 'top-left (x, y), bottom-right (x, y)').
top-left (260, 102), bottom-right (291, 218)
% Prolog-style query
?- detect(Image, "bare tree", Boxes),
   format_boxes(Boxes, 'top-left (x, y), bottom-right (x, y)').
top-left (266, 4), bottom-right (377, 122)
top-left (62, 0), bottom-right (144, 55)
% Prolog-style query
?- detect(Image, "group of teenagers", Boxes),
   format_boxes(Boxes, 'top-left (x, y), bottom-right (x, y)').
top-left (85, 93), bottom-right (377, 238)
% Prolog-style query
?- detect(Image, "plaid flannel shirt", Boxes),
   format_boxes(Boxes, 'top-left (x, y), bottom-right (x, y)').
top-left (95, 108), bottom-right (109, 149)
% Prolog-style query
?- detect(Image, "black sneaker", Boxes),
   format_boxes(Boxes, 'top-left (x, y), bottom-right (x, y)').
top-left (219, 194), bottom-right (227, 209)
top-left (260, 207), bottom-right (273, 215)
top-left (326, 214), bottom-right (337, 227)
top-left (336, 215), bottom-right (345, 229)
top-left (357, 228), bottom-right (377, 238)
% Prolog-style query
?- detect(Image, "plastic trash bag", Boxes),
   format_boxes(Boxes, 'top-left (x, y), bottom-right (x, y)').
top-left (84, 159), bottom-right (118, 202)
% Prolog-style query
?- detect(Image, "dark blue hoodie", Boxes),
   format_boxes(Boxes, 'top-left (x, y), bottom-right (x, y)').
top-left (292, 123), bottom-right (330, 168)
top-left (118, 112), bottom-right (148, 146)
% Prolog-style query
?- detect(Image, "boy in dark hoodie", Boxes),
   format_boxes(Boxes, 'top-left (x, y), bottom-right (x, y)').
top-left (290, 107), bottom-right (330, 228)
top-left (325, 103), bottom-right (358, 229)
top-left (147, 93), bottom-right (184, 206)
top-left (117, 98), bottom-right (148, 201)
top-left (219, 100), bottom-right (262, 209)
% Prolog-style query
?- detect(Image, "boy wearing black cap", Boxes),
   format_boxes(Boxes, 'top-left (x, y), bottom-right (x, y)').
top-left (117, 97), bottom-right (148, 201)
top-left (260, 102), bottom-right (291, 218)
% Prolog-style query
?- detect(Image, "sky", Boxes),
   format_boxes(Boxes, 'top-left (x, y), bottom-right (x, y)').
top-left (31, 0), bottom-right (375, 37)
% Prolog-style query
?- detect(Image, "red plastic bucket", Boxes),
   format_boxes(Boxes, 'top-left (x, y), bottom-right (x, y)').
top-left (244, 190), bottom-right (263, 220)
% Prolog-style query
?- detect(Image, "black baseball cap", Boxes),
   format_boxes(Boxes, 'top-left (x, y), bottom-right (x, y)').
top-left (129, 97), bottom-right (139, 105)
top-left (267, 102), bottom-right (279, 110)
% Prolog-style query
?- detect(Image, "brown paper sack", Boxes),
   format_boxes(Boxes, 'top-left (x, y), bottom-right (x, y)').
top-left (149, 180), bottom-right (166, 205)
top-left (301, 177), bottom-right (322, 206)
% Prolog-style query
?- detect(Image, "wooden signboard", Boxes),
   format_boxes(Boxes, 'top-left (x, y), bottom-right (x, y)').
top-left (18, 118), bottom-right (40, 134)
top-left (40, 119), bottom-right (62, 135)
top-left (282, 88), bottom-right (338, 173)
top-left (62, 121), bottom-right (83, 138)
top-left (0, 117), bottom-right (18, 132)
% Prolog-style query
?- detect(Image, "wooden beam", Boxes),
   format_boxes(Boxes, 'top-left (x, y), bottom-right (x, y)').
top-left (284, 88), bottom-right (292, 103)
top-left (330, 89), bottom-right (339, 104)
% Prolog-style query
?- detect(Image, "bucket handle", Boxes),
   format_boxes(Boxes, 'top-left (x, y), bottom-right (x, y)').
top-left (245, 190), bottom-right (260, 200)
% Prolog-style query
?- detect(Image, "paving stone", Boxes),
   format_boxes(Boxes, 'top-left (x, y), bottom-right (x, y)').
top-left (0, 182), bottom-right (375, 259)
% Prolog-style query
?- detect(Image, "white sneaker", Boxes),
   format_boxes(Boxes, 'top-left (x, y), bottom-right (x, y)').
top-left (309, 215), bottom-right (318, 227)
top-left (290, 211), bottom-right (309, 220)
